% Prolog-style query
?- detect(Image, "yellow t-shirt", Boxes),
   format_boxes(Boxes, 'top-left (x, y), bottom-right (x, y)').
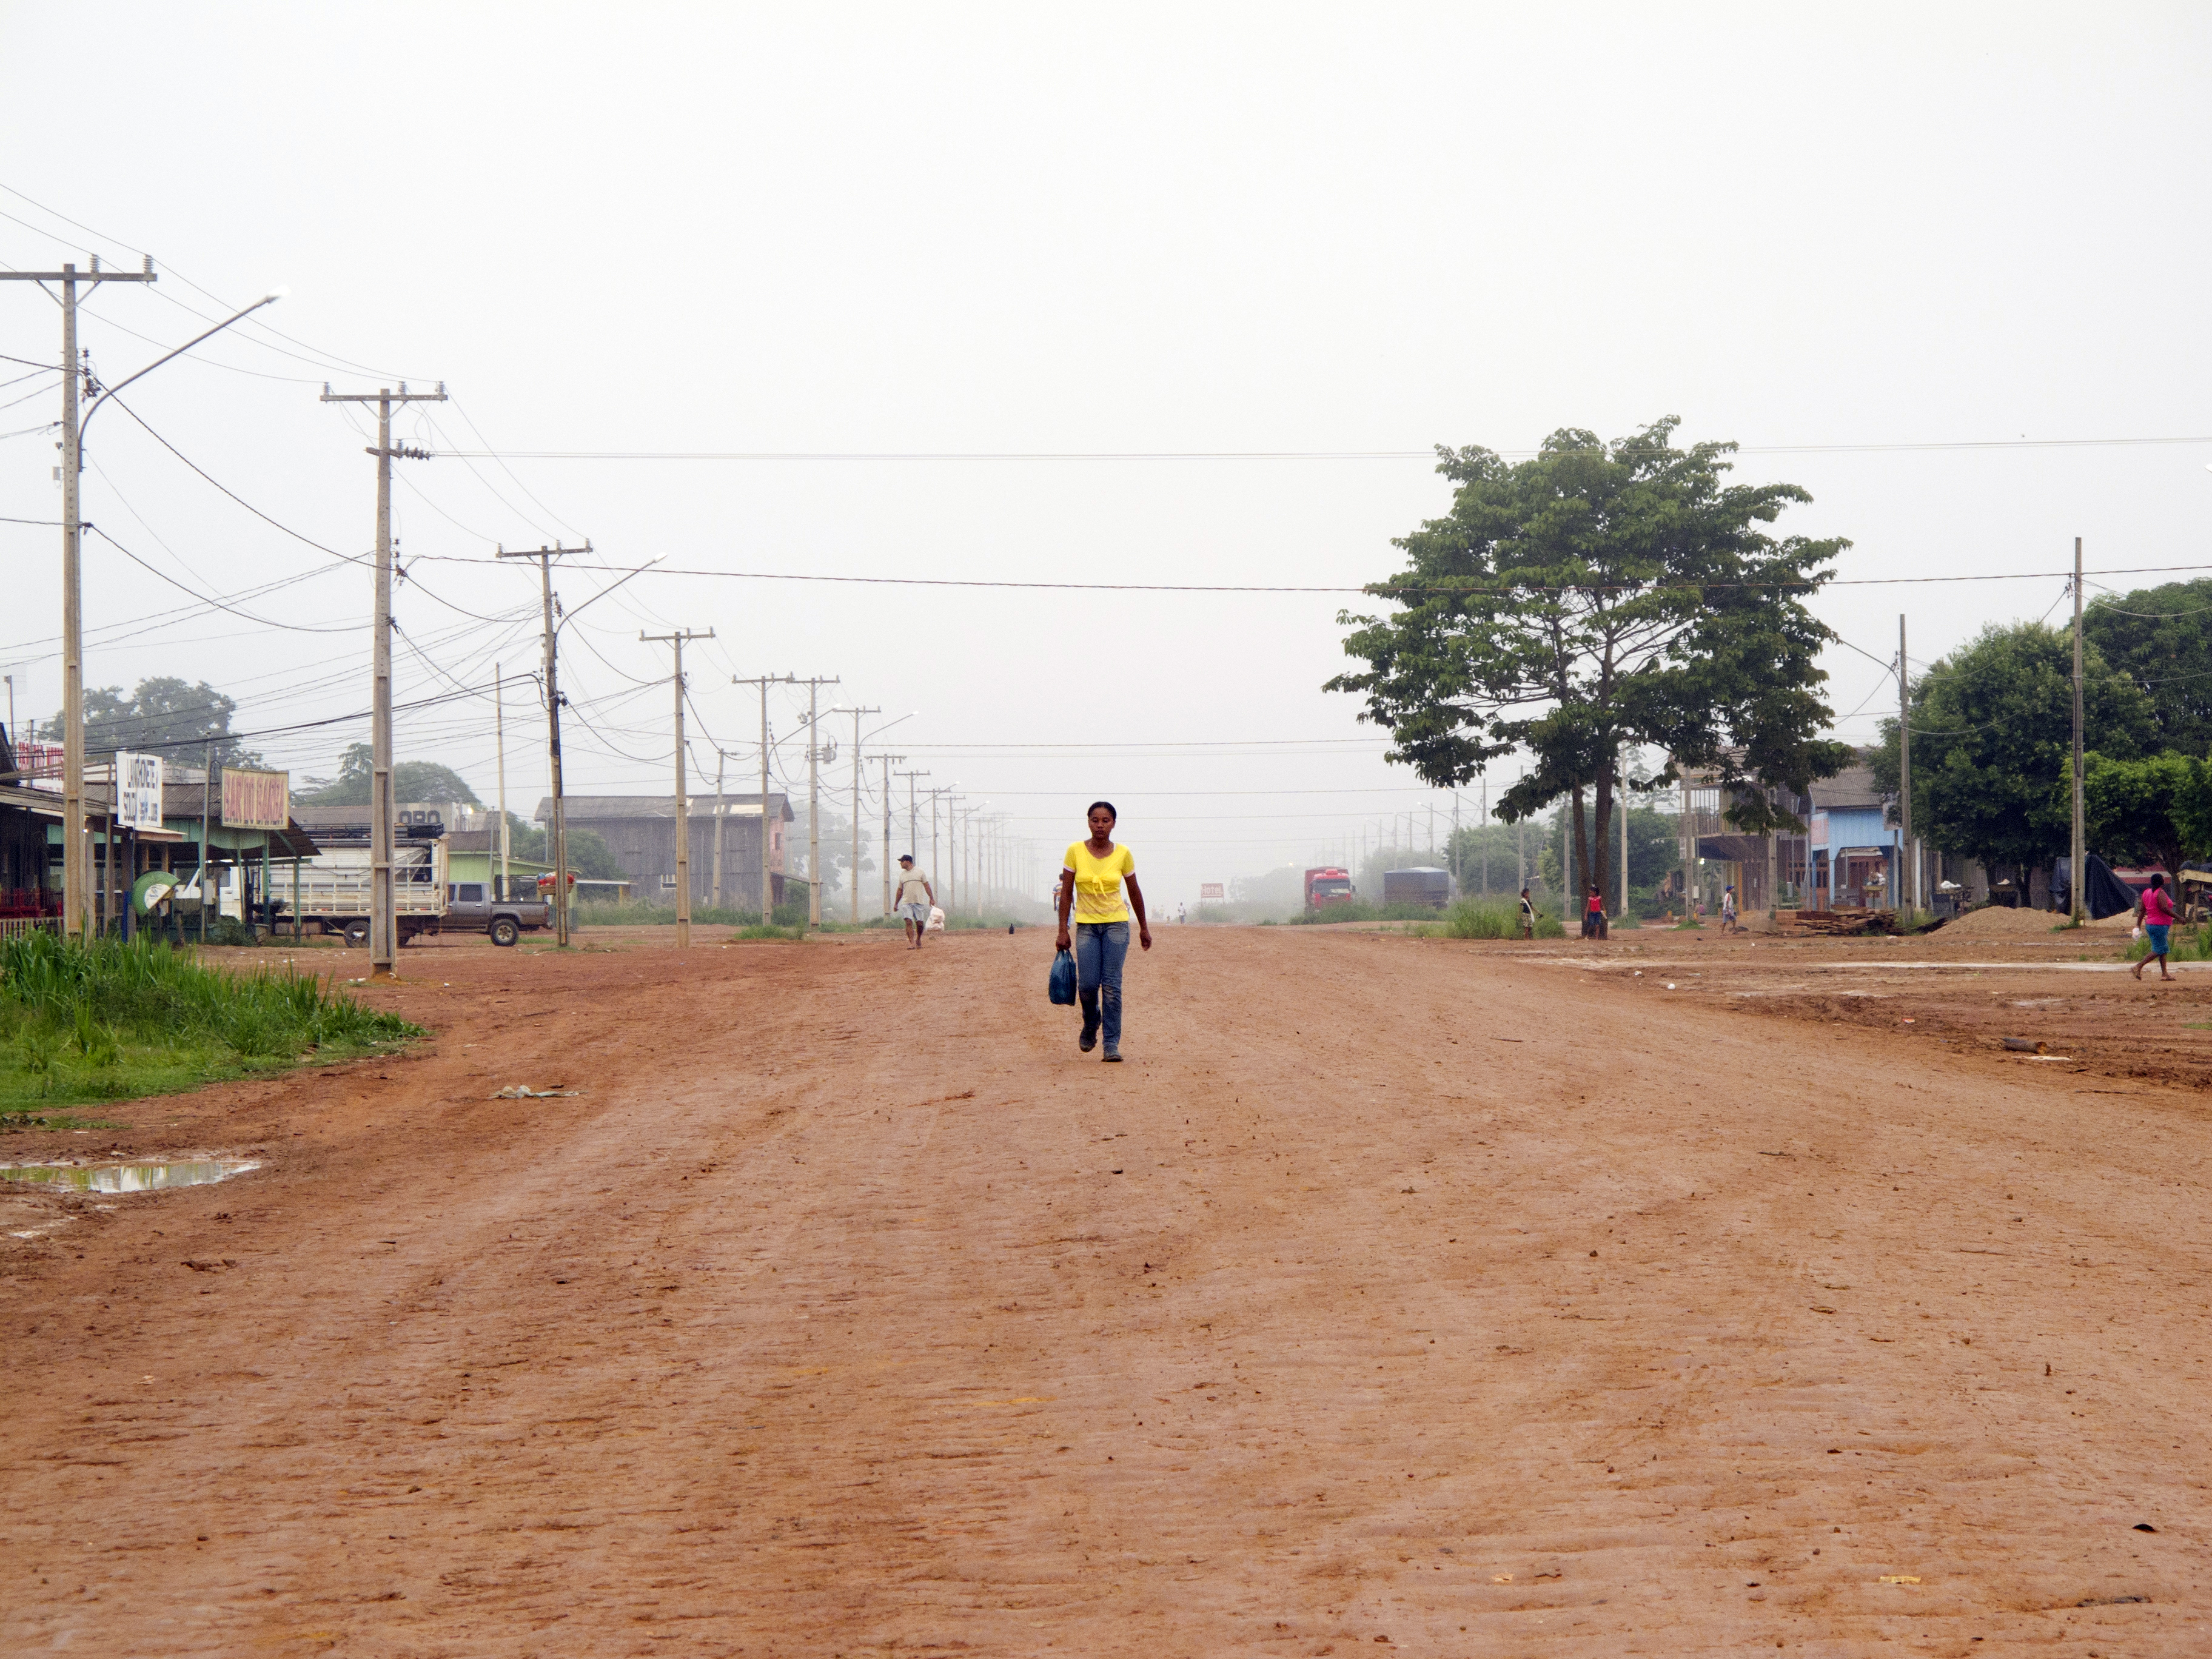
top-left (1064, 840), bottom-right (1135, 923)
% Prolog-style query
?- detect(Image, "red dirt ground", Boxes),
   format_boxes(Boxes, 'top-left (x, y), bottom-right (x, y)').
top-left (2, 924), bottom-right (2208, 1656)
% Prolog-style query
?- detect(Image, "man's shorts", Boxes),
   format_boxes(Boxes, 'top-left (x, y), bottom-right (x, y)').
top-left (900, 902), bottom-right (929, 924)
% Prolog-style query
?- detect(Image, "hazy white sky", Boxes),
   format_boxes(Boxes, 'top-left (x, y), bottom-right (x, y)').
top-left (3, 4), bottom-right (2208, 903)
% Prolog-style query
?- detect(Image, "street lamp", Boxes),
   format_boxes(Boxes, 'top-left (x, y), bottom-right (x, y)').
top-left (0, 269), bottom-right (284, 939)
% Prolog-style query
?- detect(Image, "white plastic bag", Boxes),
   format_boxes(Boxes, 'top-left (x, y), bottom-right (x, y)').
top-left (925, 905), bottom-right (946, 933)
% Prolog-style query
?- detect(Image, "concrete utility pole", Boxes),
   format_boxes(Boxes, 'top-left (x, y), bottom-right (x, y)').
top-left (795, 677), bottom-right (841, 931)
top-left (1899, 612), bottom-right (1916, 920)
top-left (498, 542), bottom-right (591, 947)
top-left (897, 769), bottom-right (929, 873)
top-left (877, 754), bottom-right (905, 916)
top-left (925, 787), bottom-right (956, 914)
top-left (833, 705), bottom-right (880, 923)
top-left (1621, 747), bottom-right (1631, 922)
top-left (2070, 542), bottom-right (2086, 925)
top-left (495, 664), bottom-right (510, 900)
top-left (323, 381), bottom-right (447, 977)
top-left (710, 748), bottom-right (729, 911)
top-left (643, 629), bottom-right (711, 948)
top-left (734, 675), bottom-right (796, 922)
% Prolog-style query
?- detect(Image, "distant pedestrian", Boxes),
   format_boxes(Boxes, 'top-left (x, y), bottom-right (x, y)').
top-left (1054, 801), bottom-right (1152, 1062)
top-left (2133, 873), bottom-right (2177, 982)
top-left (1518, 885), bottom-right (1535, 939)
top-left (1583, 883), bottom-right (1608, 940)
top-left (1177, 902), bottom-right (1186, 925)
top-left (894, 855), bottom-right (935, 950)
top-left (1720, 885), bottom-right (1738, 934)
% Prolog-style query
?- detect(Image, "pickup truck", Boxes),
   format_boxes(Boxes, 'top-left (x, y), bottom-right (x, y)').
top-left (444, 881), bottom-right (552, 947)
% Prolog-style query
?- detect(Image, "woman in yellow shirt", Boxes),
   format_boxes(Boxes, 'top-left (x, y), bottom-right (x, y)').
top-left (1054, 800), bottom-right (1153, 1062)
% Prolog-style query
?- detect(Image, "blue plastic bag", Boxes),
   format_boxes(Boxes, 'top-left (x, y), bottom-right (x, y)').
top-left (1048, 948), bottom-right (1078, 1006)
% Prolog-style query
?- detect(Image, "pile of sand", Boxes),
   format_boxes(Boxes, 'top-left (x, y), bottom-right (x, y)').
top-left (1939, 903), bottom-right (2136, 940)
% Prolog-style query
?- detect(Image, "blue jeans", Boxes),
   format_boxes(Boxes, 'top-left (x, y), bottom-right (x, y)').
top-left (1074, 921), bottom-right (1130, 1050)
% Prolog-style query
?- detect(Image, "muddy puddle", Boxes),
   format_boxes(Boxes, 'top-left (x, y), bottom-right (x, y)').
top-left (0, 1159), bottom-right (260, 1195)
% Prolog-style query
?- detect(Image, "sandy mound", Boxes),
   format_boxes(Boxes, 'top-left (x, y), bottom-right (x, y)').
top-left (1939, 903), bottom-right (2139, 939)
top-left (1940, 903), bottom-right (2073, 939)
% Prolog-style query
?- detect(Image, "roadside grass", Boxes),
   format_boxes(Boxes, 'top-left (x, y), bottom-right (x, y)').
top-left (1290, 899), bottom-right (1458, 925)
top-left (575, 900), bottom-right (1036, 938)
top-left (1413, 899), bottom-right (1567, 940)
top-left (0, 931), bottom-right (418, 1111)
top-left (2126, 923), bottom-right (2212, 964)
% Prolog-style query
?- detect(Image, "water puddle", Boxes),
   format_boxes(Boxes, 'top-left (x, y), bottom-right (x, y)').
top-left (0, 1158), bottom-right (260, 1195)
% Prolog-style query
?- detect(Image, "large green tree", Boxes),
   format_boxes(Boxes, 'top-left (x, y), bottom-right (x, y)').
top-left (297, 742), bottom-right (480, 807)
top-left (2082, 579), bottom-right (2212, 755)
top-left (1327, 419), bottom-right (1850, 911)
top-left (1869, 621), bottom-right (2156, 883)
top-left (52, 676), bottom-right (262, 769)
top-left (2068, 752), bottom-right (2212, 880)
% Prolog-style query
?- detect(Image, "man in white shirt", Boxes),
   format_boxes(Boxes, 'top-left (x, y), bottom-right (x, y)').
top-left (894, 855), bottom-right (935, 950)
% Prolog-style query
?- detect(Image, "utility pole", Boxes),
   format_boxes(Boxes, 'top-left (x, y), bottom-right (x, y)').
top-left (497, 541), bottom-right (592, 947)
top-left (734, 674), bottom-right (796, 922)
top-left (2070, 541), bottom-right (2086, 925)
top-left (834, 705), bottom-right (880, 923)
top-left (925, 787), bottom-right (956, 913)
top-left (2, 258), bottom-right (152, 937)
top-left (877, 754), bottom-right (906, 916)
top-left (792, 676), bottom-right (841, 931)
top-left (495, 664), bottom-right (510, 900)
top-left (711, 748), bottom-right (727, 910)
top-left (897, 769), bottom-right (929, 875)
top-left (323, 381), bottom-right (447, 977)
top-left (1900, 613), bottom-right (1917, 921)
top-left (643, 629), bottom-right (711, 947)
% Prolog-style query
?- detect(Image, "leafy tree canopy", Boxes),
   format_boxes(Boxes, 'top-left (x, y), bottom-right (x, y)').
top-left (2067, 752), bottom-right (2212, 879)
top-left (1327, 418), bottom-right (1850, 907)
top-left (2082, 579), bottom-right (2212, 755)
top-left (1868, 621), bottom-right (2156, 877)
top-left (51, 677), bottom-right (262, 769)
top-left (297, 742), bottom-right (480, 808)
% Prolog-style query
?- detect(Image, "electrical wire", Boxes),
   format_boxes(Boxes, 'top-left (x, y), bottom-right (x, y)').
top-left (395, 551), bottom-right (2212, 597)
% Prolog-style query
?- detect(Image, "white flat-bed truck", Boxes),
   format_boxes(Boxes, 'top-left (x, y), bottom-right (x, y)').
top-left (292, 830), bottom-right (449, 947)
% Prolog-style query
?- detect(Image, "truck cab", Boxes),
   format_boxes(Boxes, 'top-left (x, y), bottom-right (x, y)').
top-left (444, 880), bottom-right (553, 947)
top-left (1304, 866), bottom-right (1356, 909)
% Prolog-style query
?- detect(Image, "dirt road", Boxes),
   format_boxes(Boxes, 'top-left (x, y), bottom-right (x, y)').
top-left (4, 927), bottom-right (2208, 1655)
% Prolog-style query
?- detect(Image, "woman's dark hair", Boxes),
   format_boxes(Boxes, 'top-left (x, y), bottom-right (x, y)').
top-left (1087, 800), bottom-right (1118, 822)
top-left (2150, 872), bottom-right (2167, 889)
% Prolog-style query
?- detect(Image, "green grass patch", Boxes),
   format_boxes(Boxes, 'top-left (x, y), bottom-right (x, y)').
top-left (1414, 899), bottom-right (1566, 940)
top-left (0, 931), bottom-right (418, 1111)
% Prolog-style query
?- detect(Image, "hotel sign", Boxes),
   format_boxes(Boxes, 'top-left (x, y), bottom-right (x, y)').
top-left (221, 767), bottom-right (290, 831)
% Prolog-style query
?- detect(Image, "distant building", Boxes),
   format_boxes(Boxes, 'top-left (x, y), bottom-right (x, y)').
top-left (537, 793), bottom-right (794, 908)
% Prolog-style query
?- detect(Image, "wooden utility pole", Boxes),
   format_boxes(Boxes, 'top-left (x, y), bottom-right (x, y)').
top-left (925, 787), bottom-right (956, 914)
top-left (643, 629), bottom-right (712, 947)
top-left (834, 705), bottom-right (880, 923)
top-left (495, 664), bottom-right (510, 900)
top-left (2070, 540), bottom-right (2086, 925)
top-left (734, 675), bottom-right (795, 922)
top-left (498, 542), bottom-right (591, 947)
top-left (323, 381), bottom-right (447, 977)
top-left (2, 257), bottom-right (155, 938)
top-left (1900, 613), bottom-right (1916, 919)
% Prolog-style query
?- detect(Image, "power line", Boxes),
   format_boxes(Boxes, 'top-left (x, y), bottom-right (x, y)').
top-left (395, 552), bottom-right (2212, 597)
top-left (425, 435), bottom-right (2212, 461)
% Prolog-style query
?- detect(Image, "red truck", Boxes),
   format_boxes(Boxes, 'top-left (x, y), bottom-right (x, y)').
top-left (1304, 866), bottom-right (1356, 910)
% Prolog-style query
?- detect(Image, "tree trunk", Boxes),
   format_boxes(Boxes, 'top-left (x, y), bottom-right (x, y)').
top-left (1569, 784), bottom-right (1590, 924)
top-left (1591, 755), bottom-right (1614, 918)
